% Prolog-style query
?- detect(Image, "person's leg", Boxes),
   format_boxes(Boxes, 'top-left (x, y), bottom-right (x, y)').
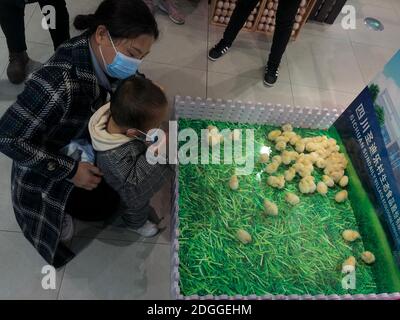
top-left (65, 179), bottom-right (120, 222)
top-left (208, 0), bottom-right (259, 60)
top-left (37, 0), bottom-right (70, 51)
top-left (223, 0), bottom-right (259, 45)
top-left (121, 166), bottom-right (174, 237)
top-left (0, 0), bottom-right (30, 84)
top-left (0, 0), bottom-right (27, 52)
top-left (158, 0), bottom-right (185, 25)
top-left (264, 0), bottom-right (301, 86)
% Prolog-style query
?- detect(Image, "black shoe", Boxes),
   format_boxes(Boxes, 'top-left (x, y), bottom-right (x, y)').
top-left (208, 40), bottom-right (231, 61)
top-left (263, 65), bottom-right (279, 87)
top-left (6, 51), bottom-right (30, 85)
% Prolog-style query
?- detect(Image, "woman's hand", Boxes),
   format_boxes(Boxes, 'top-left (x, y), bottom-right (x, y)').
top-left (71, 162), bottom-right (103, 190)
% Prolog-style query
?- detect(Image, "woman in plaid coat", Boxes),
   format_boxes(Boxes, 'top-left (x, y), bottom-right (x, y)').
top-left (0, 0), bottom-right (159, 268)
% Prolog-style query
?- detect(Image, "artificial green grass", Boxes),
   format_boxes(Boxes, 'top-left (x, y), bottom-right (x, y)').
top-left (329, 128), bottom-right (400, 293)
top-left (178, 119), bottom-right (386, 296)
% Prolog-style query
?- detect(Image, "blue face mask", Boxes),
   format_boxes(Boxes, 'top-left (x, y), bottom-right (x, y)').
top-left (99, 32), bottom-right (142, 79)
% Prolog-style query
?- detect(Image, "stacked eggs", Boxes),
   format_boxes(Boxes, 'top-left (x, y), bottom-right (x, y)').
top-left (212, 0), bottom-right (261, 30)
top-left (257, 0), bottom-right (308, 37)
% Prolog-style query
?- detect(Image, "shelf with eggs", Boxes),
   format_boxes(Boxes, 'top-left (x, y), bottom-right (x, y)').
top-left (211, 0), bottom-right (263, 32)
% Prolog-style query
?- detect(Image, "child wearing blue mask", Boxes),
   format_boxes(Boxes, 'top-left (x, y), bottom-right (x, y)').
top-left (88, 76), bottom-right (173, 237)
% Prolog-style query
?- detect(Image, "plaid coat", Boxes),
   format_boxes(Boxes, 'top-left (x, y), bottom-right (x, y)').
top-left (96, 140), bottom-right (174, 228)
top-left (0, 33), bottom-right (108, 267)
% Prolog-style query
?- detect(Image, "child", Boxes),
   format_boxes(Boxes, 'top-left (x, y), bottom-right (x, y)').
top-left (88, 76), bottom-right (173, 237)
top-left (143, 0), bottom-right (185, 25)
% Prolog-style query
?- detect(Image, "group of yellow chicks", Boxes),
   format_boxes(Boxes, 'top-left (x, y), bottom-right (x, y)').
top-left (208, 123), bottom-right (377, 272)
top-left (227, 123), bottom-right (350, 207)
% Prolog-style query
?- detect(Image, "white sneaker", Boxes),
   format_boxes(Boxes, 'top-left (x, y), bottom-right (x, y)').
top-left (129, 220), bottom-right (159, 238)
top-left (60, 214), bottom-right (74, 242)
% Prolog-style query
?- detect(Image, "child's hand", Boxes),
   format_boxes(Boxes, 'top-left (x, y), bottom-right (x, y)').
top-left (72, 162), bottom-right (103, 190)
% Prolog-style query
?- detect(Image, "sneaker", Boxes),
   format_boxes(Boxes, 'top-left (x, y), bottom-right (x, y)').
top-left (6, 51), bottom-right (30, 85)
top-left (129, 220), bottom-right (159, 238)
top-left (158, 0), bottom-right (185, 25)
top-left (60, 214), bottom-right (74, 243)
top-left (263, 64), bottom-right (279, 87)
top-left (208, 39), bottom-right (231, 61)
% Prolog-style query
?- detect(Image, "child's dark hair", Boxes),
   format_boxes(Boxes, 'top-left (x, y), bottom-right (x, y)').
top-left (74, 0), bottom-right (159, 40)
top-left (110, 76), bottom-right (168, 131)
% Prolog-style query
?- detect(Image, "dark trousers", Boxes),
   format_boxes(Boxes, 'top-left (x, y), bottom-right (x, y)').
top-left (65, 179), bottom-right (120, 222)
top-left (0, 0), bottom-right (70, 53)
top-left (223, 0), bottom-right (302, 68)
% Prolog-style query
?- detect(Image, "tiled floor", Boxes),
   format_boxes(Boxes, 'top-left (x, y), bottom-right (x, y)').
top-left (0, 0), bottom-right (399, 299)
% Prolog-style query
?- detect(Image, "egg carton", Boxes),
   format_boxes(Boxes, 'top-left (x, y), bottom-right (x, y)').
top-left (211, 0), bottom-right (263, 32)
top-left (169, 95), bottom-right (400, 300)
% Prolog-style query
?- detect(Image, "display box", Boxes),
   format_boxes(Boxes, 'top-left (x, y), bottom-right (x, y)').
top-left (169, 53), bottom-right (400, 300)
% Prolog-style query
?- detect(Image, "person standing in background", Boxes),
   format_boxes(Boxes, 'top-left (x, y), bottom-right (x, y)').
top-left (208, 0), bottom-right (301, 87)
top-left (143, 0), bottom-right (185, 25)
top-left (0, 0), bottom-right (70, 84)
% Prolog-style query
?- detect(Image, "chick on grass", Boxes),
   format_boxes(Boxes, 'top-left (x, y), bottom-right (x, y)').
top-left (237, 229), bottom-right (252, 244)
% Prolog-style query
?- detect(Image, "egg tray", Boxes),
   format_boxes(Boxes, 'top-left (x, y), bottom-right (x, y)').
top-left (210, 0), bottom-right (317, 40)
top-left (169, 95), bottom-right (400, 300)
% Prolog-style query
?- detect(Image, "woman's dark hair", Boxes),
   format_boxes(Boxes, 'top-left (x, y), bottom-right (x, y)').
top-left (74, 0), bottom-right (159, 40)
top-left (110, 76), bottom-right (168, 131)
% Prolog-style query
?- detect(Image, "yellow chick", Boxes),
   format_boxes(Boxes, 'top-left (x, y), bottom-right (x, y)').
top-left (335, 190), bottom-right (348, 203)
top-left (282, 131), bottom-right (296, 139)
top-left (306, 142), bottom-right (319, 152)
top-left (285, 192), bottom-right (300, 206)
top-left (265, 162), bottom-right (279, 174)
top-left (342, 229), bottom-right (360, 242)
top-left (361, 251), bottom-right (375, 264)
top-left (229, 175), bottom-right (239, 190)
top-left (342, 256), bottom-right (356, 273)
top-left (272, 155), bottom-right (282, 165)
top-left (322, 175), bottom-right (335, 188)
top-left (268, 130), bottom-right (282, 141)
top-left (267, 175), bottom-right (285, 189)
top-left (316, 158), bottom-right (327, 169)
top-left (317, 181), bottom-right (328, 195)
top-left (259, 153), bottom-right (270, 164)
top-left (275, 141), bottom-right (287, 152)
top-left (299, 176), bottom-right (316, 194)
top-left (275, 135), bottom-right (290, 144)
top-left (295, 141), bottom-right (305, 153)
top-left (282, 123), bottom-right (293, 132)
top-left (339, 176), bottom-right (349, 188)
top-left (284, 168), bottom-right (296, 182)
top-left (289, 135), bottom-right (301, 146)
top-left (237, 229), bottom-right (252, 244)
top-left (264, 199), bottom-right (278, 216)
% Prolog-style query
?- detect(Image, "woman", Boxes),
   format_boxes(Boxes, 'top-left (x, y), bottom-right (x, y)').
top-left (0, 0), bottom-right (159, 268)
top-left (208, 0), bottom-right (302, 87)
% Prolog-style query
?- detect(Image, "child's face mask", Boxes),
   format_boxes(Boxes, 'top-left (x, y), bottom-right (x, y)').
top-left (99, 32), bottom-right (142, 80)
